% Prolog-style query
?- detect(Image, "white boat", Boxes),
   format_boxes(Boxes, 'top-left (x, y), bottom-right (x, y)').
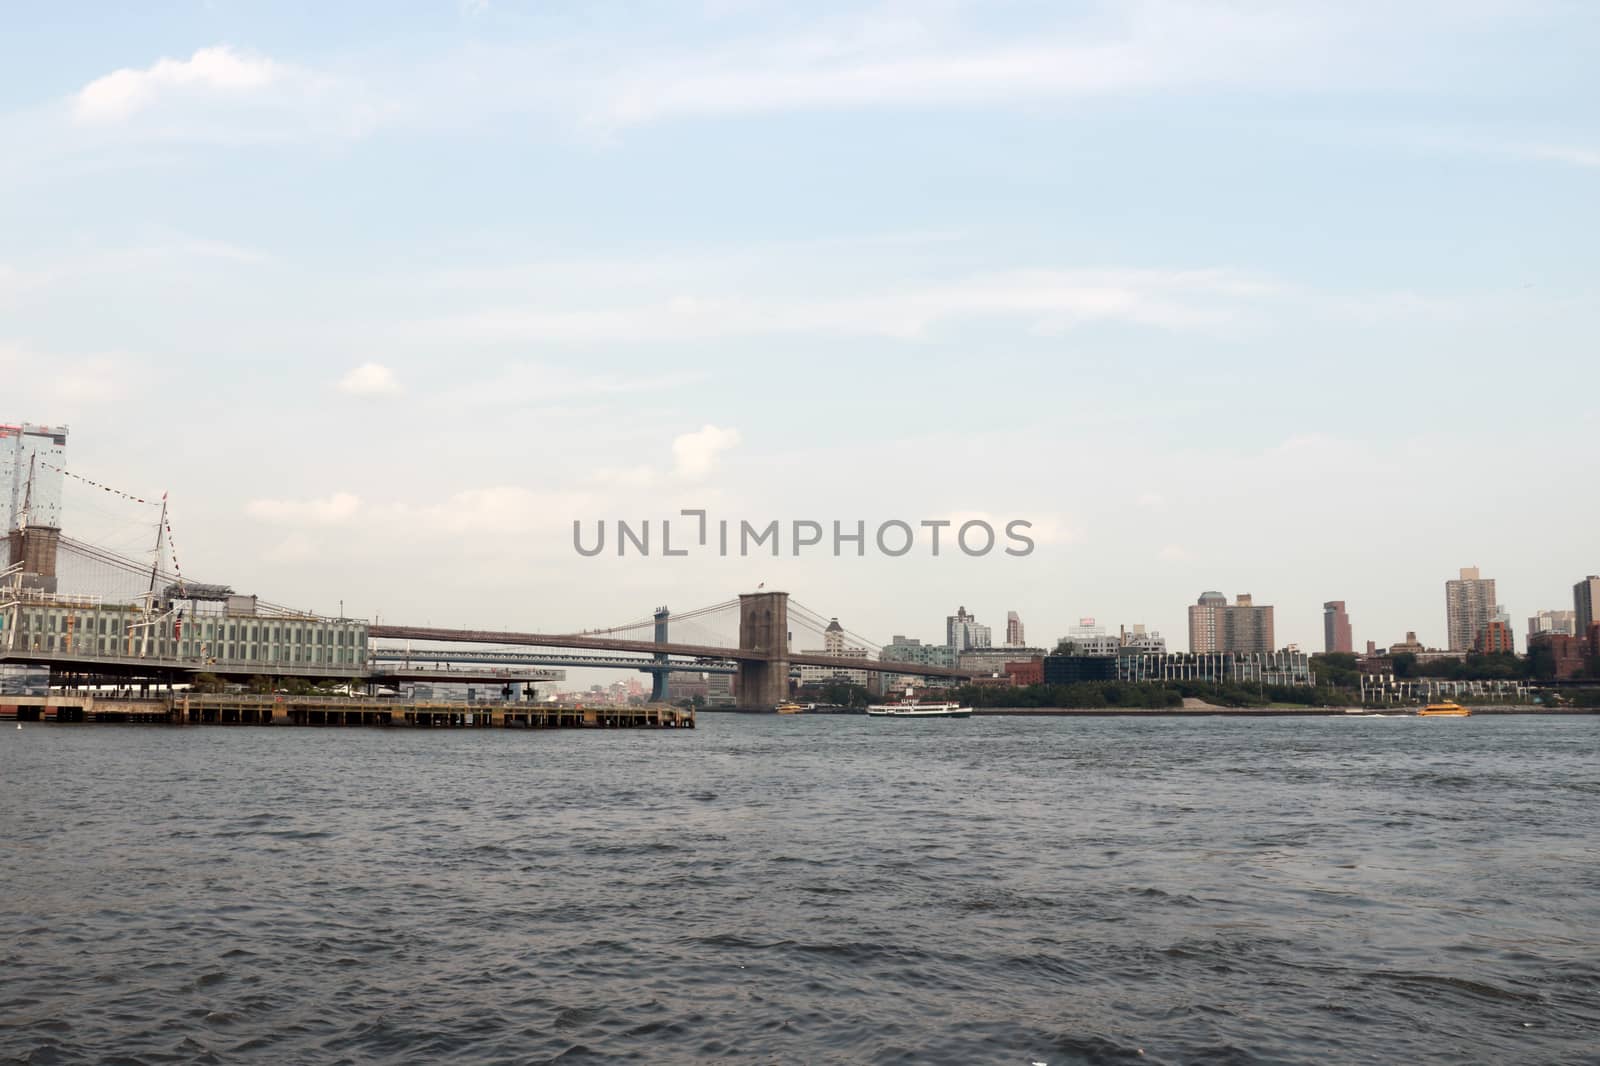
top-left (865, 700), bottom-right (972, 719)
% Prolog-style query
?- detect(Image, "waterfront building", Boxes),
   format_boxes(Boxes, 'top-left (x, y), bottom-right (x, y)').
top-left (1529, 609), bottom-right (1577, 638)
top-left (959, 646), bottom-right (1049, 678)
top-left (1057, 619), bottom-right (1119, 657)
top-left (705, 672), bottom-right (734, 706)
top-left (1529, 633), bottom-right (1588, 680)
top-left (1042, 655), bottom-right (1118, 684)
top-left (946, 607), bottom-right (991, 653)
top-left (1445, 566), bottom-right (1496, 652)
top-left (1119, 625), bottom-right (1167, 656)
top-left (1005, 611), bottom-right (1024, 646)
top-left (1118, 649), bottom-right (1315, 687)
top-left (1004, 658), bottom-right (1043, 686)
top-left (1576, 575), bottom-right (1600, 635)
top-left (1, 592), bottom-right (368, 672)
top-left (1323, 601), bottom-right (1353, 654)
top-left (880, 636), bottom-right (957, 689)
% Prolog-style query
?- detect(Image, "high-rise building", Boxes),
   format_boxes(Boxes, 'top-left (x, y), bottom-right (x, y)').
top-left (1226, 594), bottom-right (1276, 655)
top-left (2, 423), bottom-right (68, 593)
top-left (1188, 592), bottom-right (1227, 653)
top-left (1528, 609), bottom-right (1576, 639)
top-left (946, 607), bottom-right (991, 653)
top-left (1189, 592), bottom-right (1275, 655)
top-left (1005, 611), bottom-right (1024, 646)
top-left (1445, 567), bottom-right (1496, 652)
top-left (1575, 576), bottom-right (1600, 636)
top-left (1322, 601), bottom-right (1353, 654)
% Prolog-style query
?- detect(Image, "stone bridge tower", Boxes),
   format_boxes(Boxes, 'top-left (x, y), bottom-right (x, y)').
top-left (736, 591), bottom-right (790, 711)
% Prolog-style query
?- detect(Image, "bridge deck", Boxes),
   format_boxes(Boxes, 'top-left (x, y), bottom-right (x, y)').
top-left (366, 625), bottom-right (974, 680)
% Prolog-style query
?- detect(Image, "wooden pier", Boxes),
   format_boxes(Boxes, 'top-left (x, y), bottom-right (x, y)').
top-left (0, 695), bottom-right (694, 729)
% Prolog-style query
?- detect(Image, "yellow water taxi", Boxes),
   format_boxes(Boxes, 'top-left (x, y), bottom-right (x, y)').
top-left (1418, 701), bottom-right (1471, 717)
top-left (775, 701), bottom-right (805, 715)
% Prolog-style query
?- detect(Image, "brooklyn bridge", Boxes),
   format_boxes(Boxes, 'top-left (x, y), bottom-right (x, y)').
top-left (2, 426), bottom-right (971, 710)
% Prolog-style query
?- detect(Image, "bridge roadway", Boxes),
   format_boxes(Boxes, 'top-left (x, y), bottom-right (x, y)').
top-left (366, 625), bottom-right (975, 681)
top-left (368, 646), bottom-right (738, 674)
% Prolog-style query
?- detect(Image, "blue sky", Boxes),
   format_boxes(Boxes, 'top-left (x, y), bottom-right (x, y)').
top-left (2, 0), bottom-right (1597, 656)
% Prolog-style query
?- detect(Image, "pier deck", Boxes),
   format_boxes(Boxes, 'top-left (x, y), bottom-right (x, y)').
top-left (0, 695), bottom-right (694, 729)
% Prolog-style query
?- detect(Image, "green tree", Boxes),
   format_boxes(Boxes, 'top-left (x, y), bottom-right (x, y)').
top-left (1310, 652), bottom-right (1360, 689)
top-left (190, 672), bottom-right (226, 694)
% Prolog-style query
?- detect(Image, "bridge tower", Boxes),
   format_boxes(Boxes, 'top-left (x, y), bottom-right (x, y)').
top-left (649, 605), bottom-right (670, 703)
top-left (735, 590), bottom-right (790, 711)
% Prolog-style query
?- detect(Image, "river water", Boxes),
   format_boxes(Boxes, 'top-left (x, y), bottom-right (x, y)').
top-left (2, 714), bottom-right (1597, 1064)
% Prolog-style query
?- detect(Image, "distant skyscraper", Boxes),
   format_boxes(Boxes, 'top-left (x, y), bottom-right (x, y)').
top-left (1, 423), bottom-right (68, 533)
top-left (1226, 594), bottom-right (1276, 655)
top-left (1528, 609), bottom-right (1577, 639)
top-left (1445, 567), bottom-right (1496, 652)
top-left (946, 607), bottom-right (991, 652)
top-left (1188, 592), bottom-right (1228, 653)
top-left (1575, 576), bottom-right (1600, 636)
top-left (1005, 611), bottom-right (1024, 646)
top-left (1323, 601), bottom-right (1353, 654)
top-left (1189, 592), bottom-right (1275, 655)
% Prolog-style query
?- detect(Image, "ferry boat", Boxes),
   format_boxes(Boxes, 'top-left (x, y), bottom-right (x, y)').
top-left (1417, 701), bottom-right (1471, 717)
top-left (865, 700), bottom-right (972, 719)
top-left (775, 701), bottom-right (805, 715)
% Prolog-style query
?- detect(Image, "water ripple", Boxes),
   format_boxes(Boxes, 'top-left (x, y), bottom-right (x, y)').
top-left (2, 714), bottom-right (1597, 1063)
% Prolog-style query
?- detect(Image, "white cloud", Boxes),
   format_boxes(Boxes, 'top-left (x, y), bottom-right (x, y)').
top-left (1519, 144), bottom-right (1600, 170)
top-left (386, 486), bottom-right (590, 537)
top-left (1158, 544), bottom-right (1191, 562)
top-left (264, 532), bottom-right (318, 563)
top-left (74, 45), bottom-right (285, 124)
top-left (584, 3), bottom-right (1405, 128)
top-left (246, 492), bottom-right (363, 525)
top-left (672, 425), bottom-right (741, 480)
top-left (337, 362), bottom-right (399, 395)
top-left (0, 344), bottom-right (143, 411)
top-left (1136, 492), bottom-right (1166, 511)
top-left (429, 268), bottom-right (1272, 344)
top-left (441, 362), bottom-right (701, 407)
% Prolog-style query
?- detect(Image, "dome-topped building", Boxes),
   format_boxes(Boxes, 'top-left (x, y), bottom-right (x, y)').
top-left (1189, 591), bottom-right (1275, 654)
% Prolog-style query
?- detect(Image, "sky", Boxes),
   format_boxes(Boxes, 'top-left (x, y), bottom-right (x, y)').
top-left (2, 0), bottom-right (1597, 664)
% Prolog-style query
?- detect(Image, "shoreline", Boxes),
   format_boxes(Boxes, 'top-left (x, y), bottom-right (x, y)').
top-left (970, 705), bottom-right (1595, 717)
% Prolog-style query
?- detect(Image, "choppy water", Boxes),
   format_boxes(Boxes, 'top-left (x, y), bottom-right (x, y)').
top-left (2, 714), bottom-right (1597, 1065)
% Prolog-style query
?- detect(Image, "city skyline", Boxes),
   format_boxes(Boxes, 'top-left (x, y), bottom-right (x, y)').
top-left (2, 3), bottom-right (1596, 656)
top-left (4, 417), bottom-right (1594, 662)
